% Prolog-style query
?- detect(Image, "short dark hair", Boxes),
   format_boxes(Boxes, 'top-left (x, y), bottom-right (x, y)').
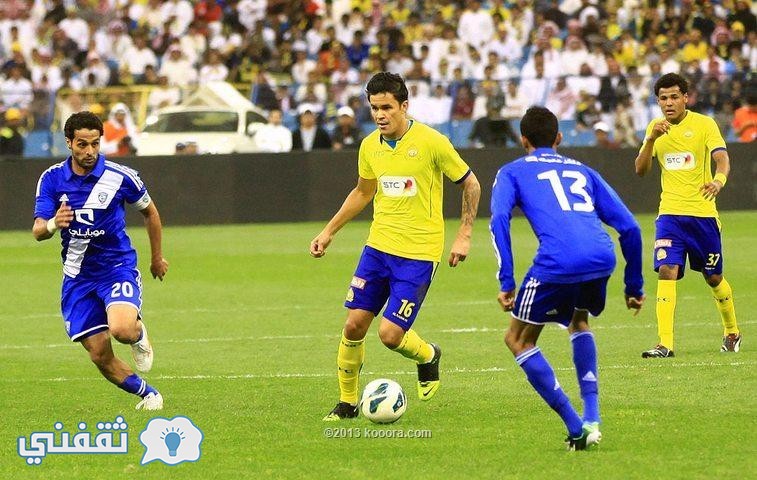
top-left (654, 73), bottom-right (689, 96)
top-left (64, 111), bottom-right (104, 140)
top-left (365, 71), bottom-right (408, 104)
top-left (520, 106), bottom-right (558, 148)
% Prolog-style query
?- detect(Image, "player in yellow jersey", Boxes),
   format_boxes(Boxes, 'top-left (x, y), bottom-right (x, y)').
top-left (635, 73), bottom-right (741, 358)
top-left (311, 72), bottom-right (481, 420)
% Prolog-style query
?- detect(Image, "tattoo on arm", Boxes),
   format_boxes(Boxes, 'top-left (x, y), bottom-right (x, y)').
top-left (461, 180), bottom-right (481, 227)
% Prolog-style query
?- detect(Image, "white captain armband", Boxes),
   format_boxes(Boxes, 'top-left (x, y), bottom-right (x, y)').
top-left (131, 192), bottom-right (152, 210)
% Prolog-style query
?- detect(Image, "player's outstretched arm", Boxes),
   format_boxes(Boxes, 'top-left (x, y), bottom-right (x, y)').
top-left (310, 176), bottom-right (377, 258)
top-left (32, 201), bottom-right (73, 241)
top-left (140, 201), bottom-right (168, 280)
top-left (448, 172), bottom-right (480, 267)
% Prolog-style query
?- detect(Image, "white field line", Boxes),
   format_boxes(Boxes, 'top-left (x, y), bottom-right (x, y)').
top-left (1, 297), bottom-right (704, 321)
top-left (1, 360), bottom-right (753, 384)
top-left (1, 320), bottom-right (754, 351)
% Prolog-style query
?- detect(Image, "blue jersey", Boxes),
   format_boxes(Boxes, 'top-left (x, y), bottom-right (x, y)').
top-left (490, 148), bottom-right (643, 297)
top-left (34, 154), bottom-right (151, 280)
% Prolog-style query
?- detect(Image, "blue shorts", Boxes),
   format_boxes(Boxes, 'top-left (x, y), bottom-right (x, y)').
top-left (654, 215), bottom-right (722, 279)
top-left (61, 269), bottom-right (143, 341)
top-left (344, 246), bottom-right (437, 330)
top-left (512, 275), bottom-right (609, 327)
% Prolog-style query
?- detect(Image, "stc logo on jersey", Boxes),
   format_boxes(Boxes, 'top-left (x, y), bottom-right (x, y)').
top-left (663, 152), bottom-right (696, 171)
top-left (70, 208), bottom-right (106, 238)
top-left (379, 176), bottom-right (417, 197)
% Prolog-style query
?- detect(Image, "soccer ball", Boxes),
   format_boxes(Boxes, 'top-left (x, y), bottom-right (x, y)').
top-left (360, 378), bottom-right (407, 424)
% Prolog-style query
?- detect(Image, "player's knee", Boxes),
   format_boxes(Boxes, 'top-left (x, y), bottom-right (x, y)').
top-left (343, 315), bottom-right (371, 340)
top-left (108, 323), bottom-right (139, 344)
top-left (658, 264), bottom-right (678, 280)
top-left (378, 325), bottom-right (403, 349)
top-left (106, 305), bottom-right (139, 342)
top-left (704, 273), bottom-right (722, 287)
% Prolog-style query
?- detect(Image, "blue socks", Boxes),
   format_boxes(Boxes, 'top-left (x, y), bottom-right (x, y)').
top-left (516, 347), bottom-right (583, 437)
top-left (118, 374), bottom-right (158, 398)
top-left (571, 331), bottom-right (600, 424)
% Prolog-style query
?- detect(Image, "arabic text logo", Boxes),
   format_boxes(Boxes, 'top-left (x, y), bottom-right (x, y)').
top-left (18, 417), bottom-right (128, 465)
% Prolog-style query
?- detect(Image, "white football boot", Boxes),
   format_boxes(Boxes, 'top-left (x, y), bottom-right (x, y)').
top-left (135, 392), bottom-right (164, 411)
top-left (131, 323), bottom-right (154, 372)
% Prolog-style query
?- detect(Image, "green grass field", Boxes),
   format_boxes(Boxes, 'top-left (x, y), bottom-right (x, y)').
top-left (1, 212), bottom-right (755, 479)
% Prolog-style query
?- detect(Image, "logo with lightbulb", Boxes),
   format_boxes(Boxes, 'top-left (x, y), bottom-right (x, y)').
top-left (139, 416), bottom-right (203, 465)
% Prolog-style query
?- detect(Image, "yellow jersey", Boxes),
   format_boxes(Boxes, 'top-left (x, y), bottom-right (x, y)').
top-left (642, 110), bottom-right (726, 218)
top-left (358, 121), bottom-right (471, 262)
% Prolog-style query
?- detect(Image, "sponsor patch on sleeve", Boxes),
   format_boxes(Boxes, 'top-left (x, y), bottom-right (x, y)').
top-left (350, 276), bottom-right (366, 289)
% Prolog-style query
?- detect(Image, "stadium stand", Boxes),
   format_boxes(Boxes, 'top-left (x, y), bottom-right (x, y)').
top-left (0, 0), bottom-right (754, 156)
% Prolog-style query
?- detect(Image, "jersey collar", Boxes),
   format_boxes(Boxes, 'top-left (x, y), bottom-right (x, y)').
top-left (532, 147), bottom-right (557, 156)
top-left (674, 110), bottom-right (690, 125)
top-left (64, 153), bottom-right (106, 180)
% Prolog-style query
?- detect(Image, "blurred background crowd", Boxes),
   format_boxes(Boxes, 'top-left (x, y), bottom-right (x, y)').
top-left (0, 0), bottom-right (755, 157)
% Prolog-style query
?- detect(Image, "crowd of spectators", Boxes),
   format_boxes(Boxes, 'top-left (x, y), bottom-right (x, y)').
top-left (0, 0), bottom-right (755, 156)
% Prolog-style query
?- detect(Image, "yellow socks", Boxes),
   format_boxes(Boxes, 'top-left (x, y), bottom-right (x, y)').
top-left (336, 331), bottom-right (365, 405)
top-left (712, 278), bottom-right (739, 336)
top-left (656, 279), bottom-right (677, 350)
top-left (336, 328), bottom-right (435, 404)
top-left (393, 329), bottom-right (434, 363)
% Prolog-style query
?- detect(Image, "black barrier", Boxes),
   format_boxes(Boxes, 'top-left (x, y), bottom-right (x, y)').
top-left (2, 145), bottom-right (755, 231)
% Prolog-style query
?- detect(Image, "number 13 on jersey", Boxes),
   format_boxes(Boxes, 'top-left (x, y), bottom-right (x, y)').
top-left (537, 169), bottom-right (595, 212)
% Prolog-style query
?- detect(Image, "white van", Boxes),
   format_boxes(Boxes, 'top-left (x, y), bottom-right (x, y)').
top-left (137, 106), bottom-right (267, 155)
top-left (136, 82), bottom-right (269, 156)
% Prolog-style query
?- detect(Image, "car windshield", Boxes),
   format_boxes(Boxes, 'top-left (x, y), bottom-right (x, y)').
top-left (143, 111), bottom-right (239, 133)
